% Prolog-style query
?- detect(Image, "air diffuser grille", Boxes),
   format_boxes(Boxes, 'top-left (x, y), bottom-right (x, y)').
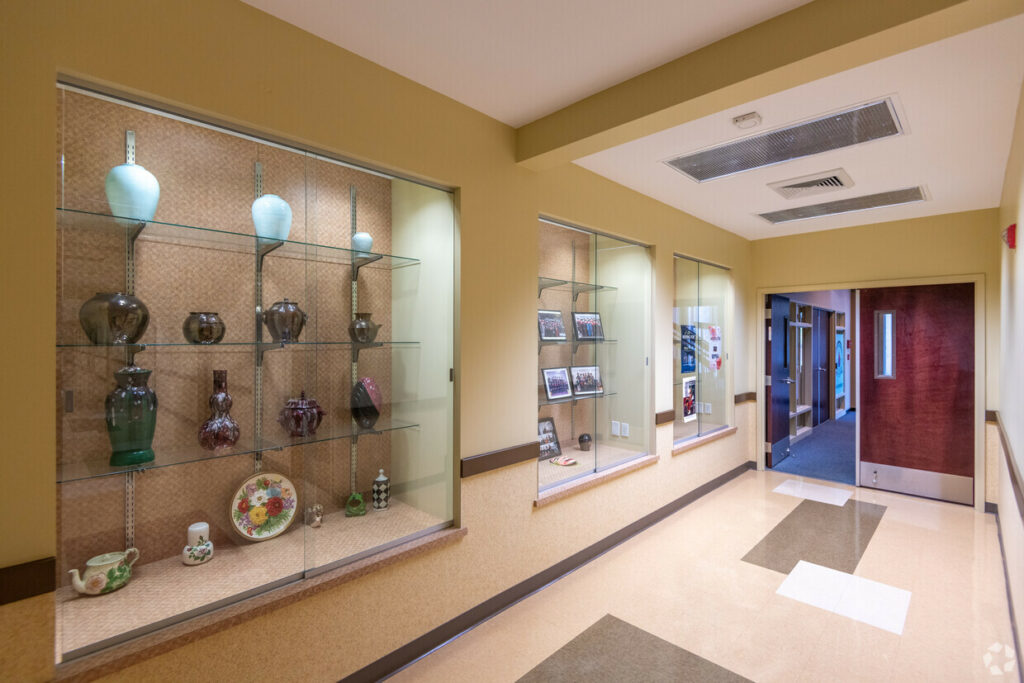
top-left (768, 168), bottom-right (854, 199)
top-left (666, 99), bottom-right (902, 182)
top-left (758, 187), bottom-right (925, 224)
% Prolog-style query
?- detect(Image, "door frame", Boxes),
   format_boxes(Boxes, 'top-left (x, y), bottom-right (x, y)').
top-left (755, 273), bottom-right (986, 512)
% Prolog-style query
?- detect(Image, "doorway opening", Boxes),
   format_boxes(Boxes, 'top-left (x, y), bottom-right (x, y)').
top-left (765, 290), bottom-right (854, 485)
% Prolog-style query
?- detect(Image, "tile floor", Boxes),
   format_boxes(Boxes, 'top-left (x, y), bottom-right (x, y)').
top-left (391, 470), bottom-right (1016, 682)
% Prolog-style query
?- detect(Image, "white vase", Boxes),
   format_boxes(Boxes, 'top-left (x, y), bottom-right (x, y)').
top-left (352, 231), bottom-right (373, 257)
top-left (105, 163), bottom-right (160, 226)
top-left (182, 521), bottom-right (214, 565)
top-left (251, 194), bottom-right (292, 241)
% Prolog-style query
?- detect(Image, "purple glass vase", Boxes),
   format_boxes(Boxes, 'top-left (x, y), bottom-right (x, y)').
top-left (198, 370), bottom-right (240, 450)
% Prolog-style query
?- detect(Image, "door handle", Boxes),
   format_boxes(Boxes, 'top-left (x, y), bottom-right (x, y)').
top-left (780, 378), bottom-right (795, 384)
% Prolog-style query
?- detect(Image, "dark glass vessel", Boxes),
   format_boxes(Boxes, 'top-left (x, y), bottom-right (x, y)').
top-left (198, 370), bottom-right (240, 450)
top-left (106, 365), bottom-right (157, 466)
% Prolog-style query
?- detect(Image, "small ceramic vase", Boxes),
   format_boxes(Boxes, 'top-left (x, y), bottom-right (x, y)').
top-left (308, 504), bottom-right (324, 528)
top-left (352, 231), bottom-right (373, 257)
top-left (79, 292), bottom-right (149, 345)
top-left (105, 163), bottom-right (160, 226)
top-left (106, 365), bottom-right (157, 466)
top-left (182, 522), bottom-right (214, 565)
top-left (351, 377), bottom-right (383, 429)
top-left (182, 312), bottom-right (226, 344)
top-left (262, 298), bottom-right (307, 342)
top-left (373, 469), bottom-right (390, 510)
top-left (348, 312), bottom-right (380, 344)
top-left (68, 548), bottom-right (140, 595)
top-left (278, 391), bottom-right (325, 437)
top-left (578, 433), bottom-right (593, 452)
top-left (198, 370), bottom-right (240, 450)
top-left (251, 194), bottom-right (292, 241)
top-left (345, 492), bottom-right (366, 517)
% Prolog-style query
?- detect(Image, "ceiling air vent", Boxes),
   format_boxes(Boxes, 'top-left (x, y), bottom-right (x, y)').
top-left (665, 98), bottom-right (903, 182)
top-left (758, 187), bottom-right (925, 224)
top-left (768, 169), bottom-right (853, 200)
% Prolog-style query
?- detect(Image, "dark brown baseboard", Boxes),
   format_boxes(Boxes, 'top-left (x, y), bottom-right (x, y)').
top-left (343, 461), bottom-right (756, 682)
top-left (655, 409), bottom-right (675, 425)
top-left (0, 557), bottom-right (55, 605)
top-left (986, 409), bottom-right (998, 423)
top-left (734, 392), bottom-right (756, 404)
top-left (461, 442), bottom-right (539, 478)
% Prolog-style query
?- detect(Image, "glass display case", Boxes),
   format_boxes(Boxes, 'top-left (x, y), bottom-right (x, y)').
top-left (673, 256), bottom-right (732, 443)
top-left (55, 85), bottom-right (455, 660)
top-left (537, 219), bottom-right (651, 491)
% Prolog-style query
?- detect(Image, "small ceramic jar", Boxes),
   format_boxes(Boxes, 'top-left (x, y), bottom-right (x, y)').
top-left (182, 522), bottom-right (214, 565)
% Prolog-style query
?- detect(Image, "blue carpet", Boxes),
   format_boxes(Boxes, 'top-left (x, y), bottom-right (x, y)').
top-left (771, 412), bottom-right (856, 485)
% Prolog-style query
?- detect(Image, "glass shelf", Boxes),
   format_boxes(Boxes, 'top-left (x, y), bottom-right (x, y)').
top-left (56, 340), bottom-right (419, 350)
top-left (57, 416), bottom-right (418, 483)
top-left (538, 339), bottom-right (618, 347)
top-left (537, 276), bottom-right (618, 298)
top-left (539, 391), bottom-right (617, 407)
top-left (57, 208), bottom-right (420, 270)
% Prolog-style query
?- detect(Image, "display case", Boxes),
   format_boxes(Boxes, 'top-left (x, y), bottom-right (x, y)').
top-left (55, 85), bottom-right (455, 660)
top-left (536, 219), bottom-right (651, 491)
top-left (673, 256), bottom-right (732, 443)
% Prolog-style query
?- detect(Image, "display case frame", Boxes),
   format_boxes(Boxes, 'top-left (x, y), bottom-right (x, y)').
top-left (54, 84), bottom-right (456, 661)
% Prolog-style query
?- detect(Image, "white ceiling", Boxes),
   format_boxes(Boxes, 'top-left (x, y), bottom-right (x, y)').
top-left (241, 0), bottom-right (812, 127)
top-left (575, 15), bottom-right (1024, 240)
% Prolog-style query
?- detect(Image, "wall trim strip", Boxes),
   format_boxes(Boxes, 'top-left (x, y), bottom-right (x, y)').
top-left (993, 510), bottom-right (1023, 683)
top-left (986, 409), bottom-right (998, 423)
top-left (734, 392), bottom-right (756, 404)
top-left (460, 442), bottom-right (540, 478)
top-left (655, 409), bottom-right (675, 425)
top-left (995, 411), bottom-right (1024, 523)
top-left (342, 461), bottom-right (756, 683)
top-left (0, 557), bottom-right (55, 605)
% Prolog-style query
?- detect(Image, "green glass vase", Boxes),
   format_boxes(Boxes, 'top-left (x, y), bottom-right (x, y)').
top-left (105, 365), bottom-right (157, 466)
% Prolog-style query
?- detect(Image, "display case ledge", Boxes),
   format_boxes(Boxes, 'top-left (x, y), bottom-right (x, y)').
top-left (54, 526), bottom-right (467, 683)
top-left (672, 426), bottom-right (738, 456)
top-left (534, 454), bottom-right (659, 508)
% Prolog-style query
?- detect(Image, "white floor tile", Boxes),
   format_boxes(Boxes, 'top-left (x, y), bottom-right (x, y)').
top-left (777, 561), bottom-right (912, 635)
top-left (776, 560), bottom-right (851, 612)
top-left (834, 574), bottom-right (912, 635)
top-left (773, 479), bottom-right (852, 507)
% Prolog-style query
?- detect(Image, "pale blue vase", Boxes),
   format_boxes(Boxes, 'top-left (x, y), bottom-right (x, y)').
top-left (105, 163), bottom-right (160, 226)
top-left (251, 194), bottom-right (292, 241)
top-left (352, 231), bottom-right (373, 257)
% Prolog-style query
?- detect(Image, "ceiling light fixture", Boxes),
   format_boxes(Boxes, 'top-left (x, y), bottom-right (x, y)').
top-left (732, 112), bottom-right (761, 129)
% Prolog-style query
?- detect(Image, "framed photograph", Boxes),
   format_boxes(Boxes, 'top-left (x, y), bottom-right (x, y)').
top-left (538, 417), bottom-right (561, 459)
top-left (572, 312), bottom-right (605, 341)
top-left (542, 367), bottom-right (572, 400)
top-left (682, 376), bottom-right (697, 423)
top-left (538, 309), bottom-right (567, 341)
top-left (680, 324), bottom-right (696, 373)
top-left (570, 365), bottom-right (603, 395)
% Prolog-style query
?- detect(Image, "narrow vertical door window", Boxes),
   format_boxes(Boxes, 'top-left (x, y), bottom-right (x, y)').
top-left (875, 311), bottom-right (894, 378)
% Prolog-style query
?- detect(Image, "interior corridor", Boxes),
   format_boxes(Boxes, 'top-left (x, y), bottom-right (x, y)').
top-left (772, 412), bottom-right (856, 485)
top-left (393, 469), bottom-right (1014, 682)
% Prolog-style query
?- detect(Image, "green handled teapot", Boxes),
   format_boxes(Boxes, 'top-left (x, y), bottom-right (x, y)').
top-left (69, 548), bottom-right (139, 595)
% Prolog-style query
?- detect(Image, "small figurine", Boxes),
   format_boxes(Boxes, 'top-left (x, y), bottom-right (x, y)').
top-left (308, 504), bottom-right (324, 528)
top-left (182, 522), bottom-right (213, 565)
top-left (373, 469), bottom-right (390, 510)
top-left (345, 492), bottom-right (366, 517)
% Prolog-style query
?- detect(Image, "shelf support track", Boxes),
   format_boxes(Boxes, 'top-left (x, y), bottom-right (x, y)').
top-left (124, 470), bottom-right (136, 548)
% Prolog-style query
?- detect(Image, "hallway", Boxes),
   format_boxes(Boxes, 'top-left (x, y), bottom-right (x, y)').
top-left (393, 470), bottom-right (1014, 682)
top-left (772, 412), bottom-right (856, 485)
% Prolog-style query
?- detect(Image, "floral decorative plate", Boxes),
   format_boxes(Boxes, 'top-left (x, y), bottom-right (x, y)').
top-left (230, 472), bottom-right (298, 541)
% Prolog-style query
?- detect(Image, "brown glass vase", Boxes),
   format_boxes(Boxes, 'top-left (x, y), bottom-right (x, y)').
top-left (198, 370), bottom-right (240, 450)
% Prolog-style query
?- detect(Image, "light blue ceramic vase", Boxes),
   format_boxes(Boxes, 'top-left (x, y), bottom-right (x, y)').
top-left (105, 163), bottom-right (160, 226)
top-left (352, 231), bottom-right (373, 257)
top-left (251, 194), bottom-right (292, 241)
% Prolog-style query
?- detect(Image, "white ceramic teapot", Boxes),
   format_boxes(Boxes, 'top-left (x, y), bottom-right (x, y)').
top-left (69, 548), bottom-right (140, 595)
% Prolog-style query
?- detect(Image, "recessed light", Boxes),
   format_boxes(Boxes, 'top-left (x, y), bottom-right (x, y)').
top-left (732, 112), bottom-right (761, 129)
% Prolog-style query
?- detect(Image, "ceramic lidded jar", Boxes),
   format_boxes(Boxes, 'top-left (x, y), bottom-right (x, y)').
top-left (198, 370), bottom-right (240, 450)
top-left (182, 522), bottom-right (214, 565)
top-left (106, 365), bottom-right (157, 466)
top-left (578, 433), bottom-right (593, 451)
top-left (251, 194), bottom-right (292, 241)
top-left (372, 469), bottom-right (390, 510)
top-left (347, 312), bottom-right (380, 344)
top-left (105, 163), bottom-right (160, 225)
top-left (79, 292), bottom-right (149, 345)
top-left (262, 299), bottom-right (307, 342)
top-left (278, 391), bottom-right (326, 437)
top-left (351, 377), bottom-right (383, 429)
top-left (182, 312), bottom-right (226, 344)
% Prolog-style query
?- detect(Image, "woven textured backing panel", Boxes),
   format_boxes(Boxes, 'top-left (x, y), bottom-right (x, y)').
top-left (56, 90), bottom-right (395, 584)
top-left (666, 99), bottom-right (901, 182)
top-left (758, 187), bottom-right (925, 224)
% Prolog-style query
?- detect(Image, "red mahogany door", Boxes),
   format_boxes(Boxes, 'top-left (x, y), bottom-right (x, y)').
top-left (859, 283), bottom-right (974, 504)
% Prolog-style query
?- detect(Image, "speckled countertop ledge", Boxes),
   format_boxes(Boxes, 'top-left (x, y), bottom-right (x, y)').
top-left (534, 454), bottom-right (659, 508)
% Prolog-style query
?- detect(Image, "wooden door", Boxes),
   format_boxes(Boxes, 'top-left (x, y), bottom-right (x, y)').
top-left (859, 283), bottom-right (974, 504)
top-left (767, 295), bottom-right (792, 467)
top-left (812, 308), bottom-right (830, 426)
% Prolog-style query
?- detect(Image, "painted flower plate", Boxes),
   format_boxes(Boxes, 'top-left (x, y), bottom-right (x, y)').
top-left (230, 472), bottom-right (298, 541)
